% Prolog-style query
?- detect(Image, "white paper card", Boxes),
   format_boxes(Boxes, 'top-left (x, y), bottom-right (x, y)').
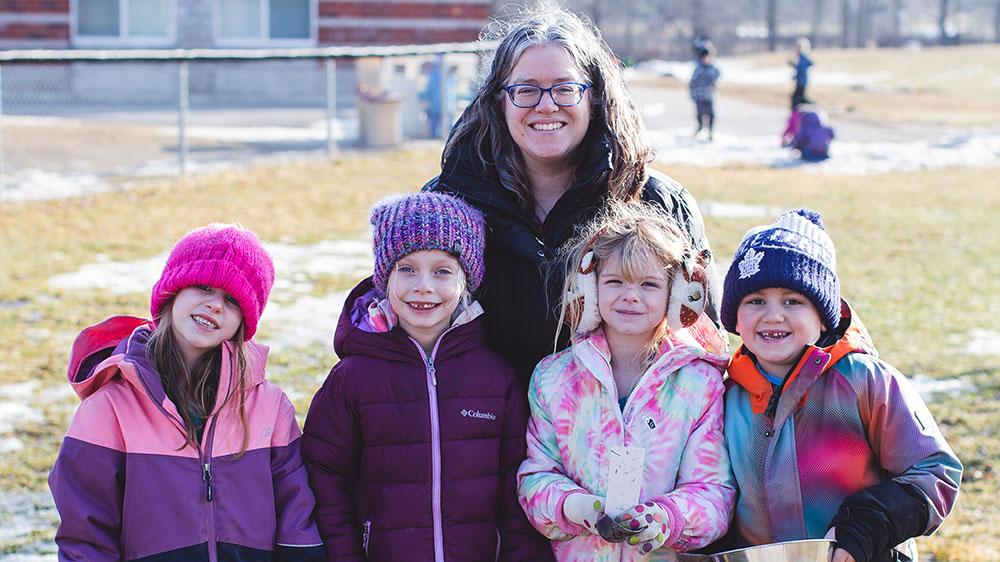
top-left (603, 446), bottom-right (645, 517)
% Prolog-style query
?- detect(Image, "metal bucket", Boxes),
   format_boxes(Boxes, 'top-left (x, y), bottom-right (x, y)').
top-left (676, 539), bottom-right (834, 562)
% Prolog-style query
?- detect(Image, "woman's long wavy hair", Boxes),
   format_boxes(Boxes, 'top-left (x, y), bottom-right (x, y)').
top-left (554, 200), bottom-right (689, 358)
top-left (148, 301), bottom-right (250, 456)
top-left (442, 2), bottom-right (655, 212)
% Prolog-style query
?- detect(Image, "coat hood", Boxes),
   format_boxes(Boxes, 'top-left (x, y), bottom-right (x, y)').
top-left (333, 276), bottom-right (487, 364)
top-left (68, 315), bottom-right (269, 411)
top-left (727, 299), bottom-right (878, 413)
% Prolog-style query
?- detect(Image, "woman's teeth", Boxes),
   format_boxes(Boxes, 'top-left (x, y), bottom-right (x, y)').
top-left (532, 122), bottom-right (563, 131)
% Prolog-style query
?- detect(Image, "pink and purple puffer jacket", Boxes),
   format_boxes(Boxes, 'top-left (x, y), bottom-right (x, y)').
top-left (518, 327), bottom-right (736, 561)
top-left (48, 316), bottom-right (324, 562)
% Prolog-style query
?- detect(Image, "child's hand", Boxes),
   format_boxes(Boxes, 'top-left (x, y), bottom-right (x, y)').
top-left (619, 501), bottom-right (670, 554)
top-left (562, 492), bottom-right (605, 532)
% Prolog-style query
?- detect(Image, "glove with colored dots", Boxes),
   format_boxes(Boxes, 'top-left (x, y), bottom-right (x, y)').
top-left (617, 501), bottom-right (670, 555)
top-left (561, 492), bottom-right (605, 534)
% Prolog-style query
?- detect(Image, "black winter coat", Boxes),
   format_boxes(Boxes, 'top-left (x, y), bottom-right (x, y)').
top-left (424, 131), bottom-right (720, 383)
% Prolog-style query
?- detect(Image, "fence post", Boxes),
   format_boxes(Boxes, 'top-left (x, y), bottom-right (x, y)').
top-left (178, 60), bottom-right (189, 175)
top-left (0, 64), bottom-right (5, 187)
top-left (325, 57), bottom-right (338, 161)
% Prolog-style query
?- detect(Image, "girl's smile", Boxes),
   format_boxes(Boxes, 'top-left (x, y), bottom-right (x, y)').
top-left (387, 250), bottom-right (464, 353)
top-left (597, 253), bottom-right (669, 345)
top-left (170, 285), bottom-right (243, 369)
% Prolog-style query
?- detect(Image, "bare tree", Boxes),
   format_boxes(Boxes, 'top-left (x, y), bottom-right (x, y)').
top-left (810, 0), bottom-right (827, 46)
top-left (841, 0), bottom-right (853, 47)
top-left (890, 0), bottom-right (904, 46)
top-left (995, 0), bottom-right (1000, 42)
top-left (939, 0), bottom-right (952, 43)
top-left (766, 0), bottom-right (780, 50)
top-left (692, 0), bottom-right (706, 38)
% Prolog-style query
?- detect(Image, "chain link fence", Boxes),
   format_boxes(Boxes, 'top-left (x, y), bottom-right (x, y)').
top-left (0, 43), bottom-right (487, 202)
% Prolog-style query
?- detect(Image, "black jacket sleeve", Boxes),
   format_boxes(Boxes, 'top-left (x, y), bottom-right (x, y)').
top-left (831, 481), bottom-right (930, 562)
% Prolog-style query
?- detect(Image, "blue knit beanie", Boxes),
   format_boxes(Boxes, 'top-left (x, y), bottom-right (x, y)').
top-left (721, 208), bottom-right (840, 334)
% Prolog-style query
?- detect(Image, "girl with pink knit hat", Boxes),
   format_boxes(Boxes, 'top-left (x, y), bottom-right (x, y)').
top-left (49, 224), bottom-right (325, 562)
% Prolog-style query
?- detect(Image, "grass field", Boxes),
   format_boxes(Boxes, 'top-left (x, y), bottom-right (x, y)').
top-left (636, 44), bottom-right (1000, 127)
top-left (1, 146), bottom-right (998, 558)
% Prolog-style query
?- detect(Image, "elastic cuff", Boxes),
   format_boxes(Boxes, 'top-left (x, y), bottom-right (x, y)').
top-left (655, 497), bottom-right (689, 551)
top-left (555, 490), bottom-right (587, 536)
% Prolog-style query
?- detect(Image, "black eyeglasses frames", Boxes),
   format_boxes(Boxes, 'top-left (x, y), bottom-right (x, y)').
top-left (500, 82), bottom-right (591, 108)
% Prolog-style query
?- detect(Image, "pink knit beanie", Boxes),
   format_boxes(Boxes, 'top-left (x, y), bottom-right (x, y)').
top-left (150, 224), bottom-right (275, 339)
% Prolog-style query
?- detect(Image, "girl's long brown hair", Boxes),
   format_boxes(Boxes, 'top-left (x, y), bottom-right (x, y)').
top-left (148, 302), bottom-right (250, 456)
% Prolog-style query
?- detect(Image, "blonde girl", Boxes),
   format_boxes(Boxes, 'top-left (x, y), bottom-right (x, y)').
top-left (517, 201), bottom-right (734, 560)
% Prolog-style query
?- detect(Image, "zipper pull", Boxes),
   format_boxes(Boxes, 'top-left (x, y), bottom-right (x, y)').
top-left (429, 365), bottom-right (437, 386)
top-left (203, 462), bottom-right (213, 502)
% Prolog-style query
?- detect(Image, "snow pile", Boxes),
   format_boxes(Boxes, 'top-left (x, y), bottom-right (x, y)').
top-left (48, 238), bottom-right (372, 353)
top-left (648, 127), bottom-right (1000, 174)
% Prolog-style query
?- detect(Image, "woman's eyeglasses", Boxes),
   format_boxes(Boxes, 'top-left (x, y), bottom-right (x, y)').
top-left (500, 82), bottom-right (591, 108)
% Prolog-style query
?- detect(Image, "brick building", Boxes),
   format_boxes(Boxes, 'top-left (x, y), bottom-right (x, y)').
top-left (0, 0), bottom-right (490, 48)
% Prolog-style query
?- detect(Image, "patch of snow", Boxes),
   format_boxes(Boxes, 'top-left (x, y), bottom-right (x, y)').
top-left (700, 201), bottom-right (785, 219)
top-left (633, 59), bottom-right (892, 87)
top-left (49, 238), bottom-right (372, 296)
top-left (0, 491), bottom-right (58, 560)
top-left (965, 329), bottom-right (1000, 355)
top-left (261, 291), bottom-right (350, 352)
top-left (0, 382), bottom-right (44, 434)
top-left (0, 169), bottom-right (107, 203)
top-left (649, 127), bottom-right (1000, 174)
top-left (909, 374), bottom-right (975, 401)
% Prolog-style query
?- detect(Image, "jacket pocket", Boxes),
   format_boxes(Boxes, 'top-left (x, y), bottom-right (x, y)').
top-left (361, 520), bottom-right (372, 558)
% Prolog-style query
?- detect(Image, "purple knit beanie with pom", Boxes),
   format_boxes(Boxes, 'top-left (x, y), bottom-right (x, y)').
top-left (370, 192), bottom-right (486, 296)
top-left (150, 224), bottom-right (275, 339)
top-left (721, 208), bottom-right (840, 334)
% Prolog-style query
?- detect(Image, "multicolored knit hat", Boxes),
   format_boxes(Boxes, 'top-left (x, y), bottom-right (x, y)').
top-left (370, 192), bottom-right (486, 295)
top-left (721, 208), bottom-right (840, 334)
top-left (150, 224), bottom-right (275, 339)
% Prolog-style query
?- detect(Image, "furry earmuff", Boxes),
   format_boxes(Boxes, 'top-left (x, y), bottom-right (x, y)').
top-left (565, 246), bottom-right (712, 336)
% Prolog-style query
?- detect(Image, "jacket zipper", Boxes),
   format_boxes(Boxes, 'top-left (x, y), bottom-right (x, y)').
top-left (361, 520), bottom-right (372, 557)
top-left (202, 414), bottom-right (220, 562)
top-left (412, 332), bottom-right (450, 562)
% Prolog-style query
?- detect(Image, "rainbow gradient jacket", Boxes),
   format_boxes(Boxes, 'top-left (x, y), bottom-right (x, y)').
top-left (723, 301), bottom-right (962, 559)
top-left (48, 316), bottom-right (324, 562)
top-left (517, 328), bottom-right (735, 561)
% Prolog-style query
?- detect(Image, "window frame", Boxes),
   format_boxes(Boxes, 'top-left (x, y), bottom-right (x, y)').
top-left (71, 0), bottom-right (177, 47)
top-left (213, 0), bottom-right (317, 47)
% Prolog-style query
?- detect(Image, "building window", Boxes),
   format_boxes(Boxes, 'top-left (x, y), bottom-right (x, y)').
top-left (218, 0), bottom-right (311, 43)
top-left (76, 0), bottom-right (172, 41)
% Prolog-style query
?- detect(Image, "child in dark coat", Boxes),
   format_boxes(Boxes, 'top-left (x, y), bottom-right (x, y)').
top-left (302, 192), bottom-right (553, 561)
top-left (689, 40), bottom-right (721, 141)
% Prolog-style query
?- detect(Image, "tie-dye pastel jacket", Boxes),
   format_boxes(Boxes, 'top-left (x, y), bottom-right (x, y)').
top-left (48, 316), bottom-right (324, 562)
top-left (724, 301), bottom-right (962, 560)
top-left (517, 327), bottom-right (735, 561)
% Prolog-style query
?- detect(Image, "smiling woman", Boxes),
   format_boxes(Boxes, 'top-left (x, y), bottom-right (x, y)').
top-left (425, 4), bottom-right (723, 382)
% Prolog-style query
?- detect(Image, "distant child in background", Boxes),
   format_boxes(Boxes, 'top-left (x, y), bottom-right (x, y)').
top-left (781, 103), bottom-right (835, 161)
top-left (302, 192), bottom-right (552, 561)
top-left (49, 224), bottom-right (325, 562)
top-left (518, 201), bottom-right (734, 561)
top-left (719, 208), bottom-right (962, 562)
top-left (789, 36), bottom-right (813, 108)
top-left (689, 39), bottom-right (721, 141)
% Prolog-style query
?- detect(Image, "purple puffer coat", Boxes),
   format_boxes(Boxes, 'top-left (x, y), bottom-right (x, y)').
top-left (302, 278), bottom-right (554, 562)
